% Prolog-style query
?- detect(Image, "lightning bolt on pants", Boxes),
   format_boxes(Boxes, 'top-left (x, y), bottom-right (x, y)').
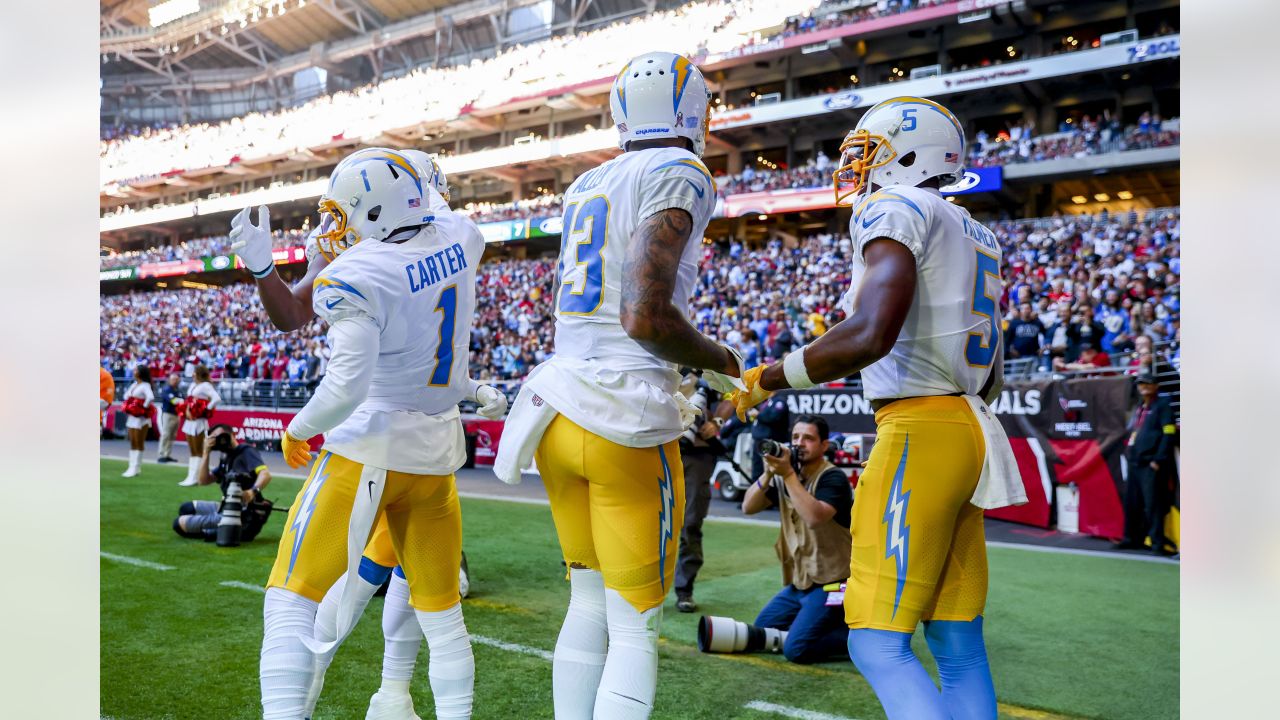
top-left (535, 414), bottom-right (685, 615)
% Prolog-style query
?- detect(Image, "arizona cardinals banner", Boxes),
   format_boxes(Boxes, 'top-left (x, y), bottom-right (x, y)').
top-left (780, 376), bottom-right (1140, 539)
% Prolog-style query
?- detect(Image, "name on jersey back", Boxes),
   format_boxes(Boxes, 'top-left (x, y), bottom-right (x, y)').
top-left (405, 242), bottom-right (468, 294)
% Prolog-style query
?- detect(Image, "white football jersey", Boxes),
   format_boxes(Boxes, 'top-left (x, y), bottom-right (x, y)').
top-left (529, 146), bottom-right (717, 446)
top-left (841, 185), bottom-right (1002, 401)
top-left (309, 201), bottom-right (484, 473)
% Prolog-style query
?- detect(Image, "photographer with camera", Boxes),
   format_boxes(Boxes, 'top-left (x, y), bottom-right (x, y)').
top-left (674, 370), bottom-right (733, 613)
top-left (699, 415), bottom-right (851, 664)
top-left (173, 423), bottom-right (274, 545)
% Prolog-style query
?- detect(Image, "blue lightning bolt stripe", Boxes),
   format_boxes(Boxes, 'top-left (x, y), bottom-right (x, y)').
top-left (883, 437), bottom-right (911, 619)
top-left (286, 451), bottom-right (332, 583)
top-left (657, 445), bottom-right (675, 592)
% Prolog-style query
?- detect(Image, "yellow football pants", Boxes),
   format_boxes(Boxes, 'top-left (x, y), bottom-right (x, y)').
top-left (845, 396), bottom-right (988, 632)
top-left (535, 414), bottom-right (684, 613)
top-left (266, 450), bottom-right (463, 612)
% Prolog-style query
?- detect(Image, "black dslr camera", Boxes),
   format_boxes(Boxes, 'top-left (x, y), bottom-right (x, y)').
top-left (210, 430), bottom-right (235, 453)
top-left (213, 471), bottom-right (274, 546)
top-left (757, 439), bottom-right (801, 474)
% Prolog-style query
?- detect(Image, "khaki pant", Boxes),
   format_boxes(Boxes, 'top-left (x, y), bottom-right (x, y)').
top-left (157, 412), bottom-right (179, 458)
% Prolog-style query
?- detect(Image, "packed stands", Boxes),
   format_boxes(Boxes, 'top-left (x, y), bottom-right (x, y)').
top-left (101, 207), bottom-right (1180, 403)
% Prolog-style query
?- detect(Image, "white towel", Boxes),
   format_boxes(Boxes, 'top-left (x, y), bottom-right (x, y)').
top-left (493, 384), bottom-right (559, 485)
top-left (964, 395), bottom-right (1027, 510)
top-left (302, 463), bottom-right (385, 655)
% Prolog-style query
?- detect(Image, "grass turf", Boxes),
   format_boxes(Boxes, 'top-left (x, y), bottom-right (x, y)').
top-left (100, 459), bottom-right (1178, 720)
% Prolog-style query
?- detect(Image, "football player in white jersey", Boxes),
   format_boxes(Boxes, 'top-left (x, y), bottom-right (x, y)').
top-left (232, 148), bottom-right (498, 720)
top-left (232, 150), bottom-right (498, 720)
top-left (496, 51), bottom-right (741, 720)
top-left (730, 97), bottom-right (1009, 720)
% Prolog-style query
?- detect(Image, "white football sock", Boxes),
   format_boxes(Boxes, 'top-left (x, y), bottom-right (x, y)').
top-left (305, 567), bottom-right (384, 715)
top-left (261, 587), bottom-right (319, 720)
top-left (553, 568), bottom-right (608, 720)
top-left (415, 603), bottom-right (474, 720)
top-left (594, 589), bottom-right (662, 720)
top-left (381, 571), bottom-right (423, 687)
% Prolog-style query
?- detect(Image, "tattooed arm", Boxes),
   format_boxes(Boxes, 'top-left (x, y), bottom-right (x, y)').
top-left (621, 208), bottom-right (739, 375)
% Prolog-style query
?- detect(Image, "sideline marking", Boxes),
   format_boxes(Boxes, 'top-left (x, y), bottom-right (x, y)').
top-left (743, 701), bottom-right (858, 720)
top-left (100, 552), bottom-right (174, 571)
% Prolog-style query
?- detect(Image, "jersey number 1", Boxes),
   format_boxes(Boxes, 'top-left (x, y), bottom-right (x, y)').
top-left (429, 285), bottom-right (458, 386)
top-left (557, 196), bottom-right (609, 315)
top-left (965, 250), bottom-right (1000, 367)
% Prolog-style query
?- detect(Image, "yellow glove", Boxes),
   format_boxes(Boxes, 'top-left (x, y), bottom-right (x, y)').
top-left (281, 432), bottom-right (315, 469)
top-left (725, 365), bottom-right (773, 421)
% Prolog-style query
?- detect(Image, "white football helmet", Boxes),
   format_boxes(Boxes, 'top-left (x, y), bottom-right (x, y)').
top-left (609, 51), bottom-right (711, 156)
top-left (315, 148), bottom-right (434, 260)
top-left (834, 96), bottom-right (966, 206)
top-left (402, 149), bottom-right (450, 203)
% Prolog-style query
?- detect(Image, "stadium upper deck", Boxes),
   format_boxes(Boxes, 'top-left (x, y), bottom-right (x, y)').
top-left (100, 0), bottom-right (1179, 241)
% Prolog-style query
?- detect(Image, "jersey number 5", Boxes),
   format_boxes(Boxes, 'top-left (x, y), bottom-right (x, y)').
top-left (557, 196), bottom-right (609, 315)
top-left (429, 284), bottom-right (457, 386)
top-left (965, 250), bottom-right (1000, 367)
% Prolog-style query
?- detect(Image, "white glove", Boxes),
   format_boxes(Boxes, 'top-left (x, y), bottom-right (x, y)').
top-left (230, 205), bottom-right (275, 276)
top-left (703, 344), bottom-right (747, 395)
top-left (474, 385), bottom-right (509, 420)
top-left (674, 392), bottom-right (699, 429)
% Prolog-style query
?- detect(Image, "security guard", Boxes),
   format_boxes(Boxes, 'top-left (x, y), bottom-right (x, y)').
top-left (1115, 374), bottom-right (1177, 555)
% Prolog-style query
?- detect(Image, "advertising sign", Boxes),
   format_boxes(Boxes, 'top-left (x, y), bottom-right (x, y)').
top-left (100, 267), bottom-right (137, 282)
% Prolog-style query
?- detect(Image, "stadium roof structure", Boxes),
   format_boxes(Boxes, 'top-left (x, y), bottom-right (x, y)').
top-left (101, 0), bottom-right (666, 123)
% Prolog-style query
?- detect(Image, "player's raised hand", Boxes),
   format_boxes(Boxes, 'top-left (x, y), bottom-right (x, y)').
top-left (726, 365), bottom-right (772, 421)
top-left (230, 205), bottom-right (275, 276)
top-left (281, 432), bottom-right (313, 469)
top-left (474, 384), bottom-right (509, 420)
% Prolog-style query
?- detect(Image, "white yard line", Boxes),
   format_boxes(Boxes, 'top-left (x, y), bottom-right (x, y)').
top-left (100, 552), bottom-right (174, 571)
top-left (220, 580), bottom-right (267, 593)
top-left (743, 700), bottom-right (860, 720)
top-left (471, 634), bottom-right (555, 662)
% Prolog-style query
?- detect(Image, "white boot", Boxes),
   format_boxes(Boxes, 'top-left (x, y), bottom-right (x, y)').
top-left (178, 456), bottom-right (200, 486)
top-left (122, 450), bottom-right (141, 478)
top-left (366, 681), bottom-right (422, 720)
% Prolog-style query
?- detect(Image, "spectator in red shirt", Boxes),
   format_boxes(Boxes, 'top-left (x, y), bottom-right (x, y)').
top-left (1054, 342), bottom-right (1111, 373)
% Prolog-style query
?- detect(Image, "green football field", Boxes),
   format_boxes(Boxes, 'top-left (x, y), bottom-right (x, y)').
top-left (100, 459), bottom-right (1178, 720)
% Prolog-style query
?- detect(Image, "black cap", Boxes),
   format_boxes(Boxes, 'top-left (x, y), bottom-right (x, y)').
top-left (1134, 373), bottom-right (1158, 385)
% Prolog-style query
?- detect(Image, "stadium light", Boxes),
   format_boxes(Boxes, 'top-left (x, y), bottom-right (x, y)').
top-left (1117, 190), bottom-right (1134, 200)
top-left (1094, 193), bottom-right (1110, 202)
top-left (1071, 195), bottom-right (1088, 204)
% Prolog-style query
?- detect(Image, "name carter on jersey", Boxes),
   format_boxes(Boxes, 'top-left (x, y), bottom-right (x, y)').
top-left (405, 241), bottom-right (468, 294)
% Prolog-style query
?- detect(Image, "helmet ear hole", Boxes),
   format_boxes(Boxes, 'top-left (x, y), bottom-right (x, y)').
top-left (367, 206), bottom-right (382, 222)
top-left (898, 151), bottom-right (917, 167)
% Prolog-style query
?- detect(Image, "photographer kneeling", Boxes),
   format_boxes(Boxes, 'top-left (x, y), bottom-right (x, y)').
top-left (173, 424), bottom-right (274, 544)
top-left (700, 415), bottom-right (852, 664)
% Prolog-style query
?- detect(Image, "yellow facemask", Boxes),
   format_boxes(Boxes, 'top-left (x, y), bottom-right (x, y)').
top-left (315, 198), bottom-right (359, 261)
top-left (832, 128), bottom-right (898, 207)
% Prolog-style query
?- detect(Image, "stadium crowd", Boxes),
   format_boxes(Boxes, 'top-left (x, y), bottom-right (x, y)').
top-left (101, 207), bottom-right (1180, 400)
top-left (718, 116), bottom-right (1180, 195)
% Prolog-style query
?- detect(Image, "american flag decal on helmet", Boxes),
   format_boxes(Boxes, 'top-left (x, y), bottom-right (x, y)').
top-left (945, 151), bottom-right (959, 162)
top-left (408, 197), bottom-right (420, 207)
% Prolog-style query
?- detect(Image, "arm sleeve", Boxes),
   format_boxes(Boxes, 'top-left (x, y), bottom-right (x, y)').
top-left (208, 383), bottom-right (222, 409)
top-left (851, 188), bottom-right (931, 264)
top-left (637, 153), bottom-right (715, 225)
top-left (286, 316), bottom-right (379, 440)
